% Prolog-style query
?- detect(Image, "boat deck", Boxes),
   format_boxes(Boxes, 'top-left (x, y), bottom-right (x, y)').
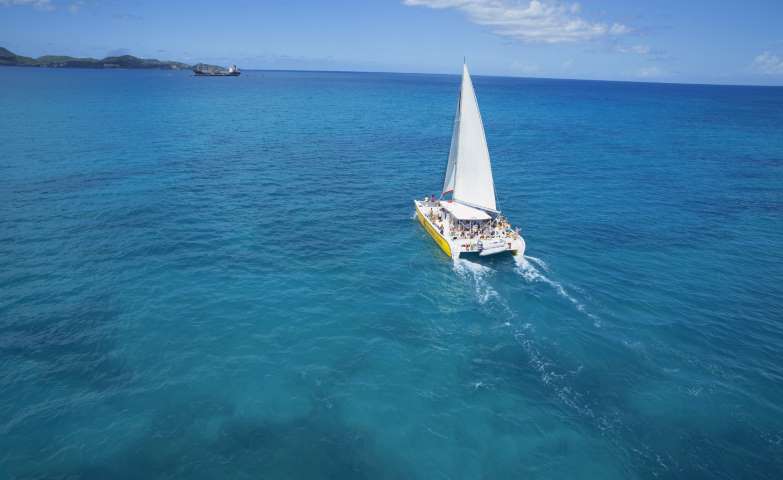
top-left (414, 200), bottom-right (524, 259)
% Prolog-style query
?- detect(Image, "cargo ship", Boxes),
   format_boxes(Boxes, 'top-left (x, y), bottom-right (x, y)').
top-left (193, 63), bottom-right (240, 76)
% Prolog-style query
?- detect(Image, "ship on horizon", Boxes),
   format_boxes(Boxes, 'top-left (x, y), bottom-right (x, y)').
top-left (192, 63), bottom-right (240, 76)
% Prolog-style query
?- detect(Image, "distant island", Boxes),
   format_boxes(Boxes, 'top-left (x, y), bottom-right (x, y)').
top-left (0, 47), bottom-right (194, 70)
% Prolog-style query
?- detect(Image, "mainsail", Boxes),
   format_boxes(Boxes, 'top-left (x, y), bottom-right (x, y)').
top-left (442, 63), bottom-right (497, 213)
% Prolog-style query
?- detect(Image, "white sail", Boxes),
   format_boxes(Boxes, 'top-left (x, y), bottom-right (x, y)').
top-left (442, 95), bottom-right (460, 195)
top-left (448, 63), bottom-right (497, 212)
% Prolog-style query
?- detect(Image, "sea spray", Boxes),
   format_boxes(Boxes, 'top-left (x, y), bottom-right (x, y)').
top-left (525, 255), bottom-right (549, 272)
top-left (451, 258), bottom-right (519, 328)
top-left (452, 258), bottom-right (499, 305)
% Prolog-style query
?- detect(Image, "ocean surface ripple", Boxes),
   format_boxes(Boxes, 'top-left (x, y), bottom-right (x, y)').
top-left (1, 68), bottom-right (782, 479)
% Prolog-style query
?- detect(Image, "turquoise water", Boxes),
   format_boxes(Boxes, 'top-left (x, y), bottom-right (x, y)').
top-left (1, 67), bottom-right (782, 479)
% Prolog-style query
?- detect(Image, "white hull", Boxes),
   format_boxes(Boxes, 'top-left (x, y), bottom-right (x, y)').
top-left (415, 200), bottom-right (525, 260)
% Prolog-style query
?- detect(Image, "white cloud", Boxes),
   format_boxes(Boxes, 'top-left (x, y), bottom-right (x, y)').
top-left (609, 23), bottom-right (629, 35)
top-left (0, 0), bottom-right (53, 10)
top-left (509, 60), bottom-right (541, 74)
top-left (403, 0), bottom-right (630, 43)
top-left (113, 12), bottom-right (142, 21)
top-left (68, 0), bottom-right (83, 13)
top-left (615, 44), bottom-right (650, 55)
top-left (0, 0), bottom-right (92, 13)
top-left (752, 51), bottom-right (783, 75)
top-left (636, 66), bottom-right (663, 78)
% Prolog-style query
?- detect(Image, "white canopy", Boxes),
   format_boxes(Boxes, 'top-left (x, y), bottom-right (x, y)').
top-left (442, 63), bottom-right (498, 213)
top-left (442, 201), bottom-right (491, 221)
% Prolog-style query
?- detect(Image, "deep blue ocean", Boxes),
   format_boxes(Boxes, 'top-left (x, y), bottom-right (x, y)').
top-left (1, 67), bottom-right (782, 479)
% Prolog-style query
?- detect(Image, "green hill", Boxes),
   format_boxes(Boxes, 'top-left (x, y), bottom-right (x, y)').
top-left (0, 47), bottom-right (191, 70)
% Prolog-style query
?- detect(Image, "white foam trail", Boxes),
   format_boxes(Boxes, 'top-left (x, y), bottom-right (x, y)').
top-left (513, 328), bottom-right (595, 419)
top-left (514, 256), bottom-right (574, 303)
top-left (453, 258), bottom-right (498, 305)
top-left (514, 255), bottom-right (600, 326)
top-left (525, 255), bottom-right (549, 272)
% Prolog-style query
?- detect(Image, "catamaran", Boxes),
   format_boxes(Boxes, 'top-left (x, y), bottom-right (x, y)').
top-left (414, 63), bottom-right (525, 260)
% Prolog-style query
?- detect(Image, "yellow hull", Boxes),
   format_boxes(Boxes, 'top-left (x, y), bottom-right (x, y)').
top-left (416, 207), bottom-right (452, 258)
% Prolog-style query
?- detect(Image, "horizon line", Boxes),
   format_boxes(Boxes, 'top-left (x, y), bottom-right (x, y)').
top-left (239, 67), bottom-right (783, 88)
top-left (3, 63), bottom-right (782, 88)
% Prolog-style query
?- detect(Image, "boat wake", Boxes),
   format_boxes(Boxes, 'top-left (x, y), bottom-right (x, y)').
top-left (453, 258), bottom-right (615, 436)
top-left (452, 258), bottom-right (498, 305)
top-left (514, 324), bottom-right (593, 416)
top-left (524, 255), bottom-right (549, 271)
top-left (514, 255), bottom-right (600, 326)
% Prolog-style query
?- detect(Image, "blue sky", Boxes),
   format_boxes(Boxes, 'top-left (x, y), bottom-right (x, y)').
top-left (2, 0), bottom-right (782, 85)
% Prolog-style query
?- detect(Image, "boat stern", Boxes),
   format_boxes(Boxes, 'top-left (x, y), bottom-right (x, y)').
top-left (454, 234), bottom-right (525, 258)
